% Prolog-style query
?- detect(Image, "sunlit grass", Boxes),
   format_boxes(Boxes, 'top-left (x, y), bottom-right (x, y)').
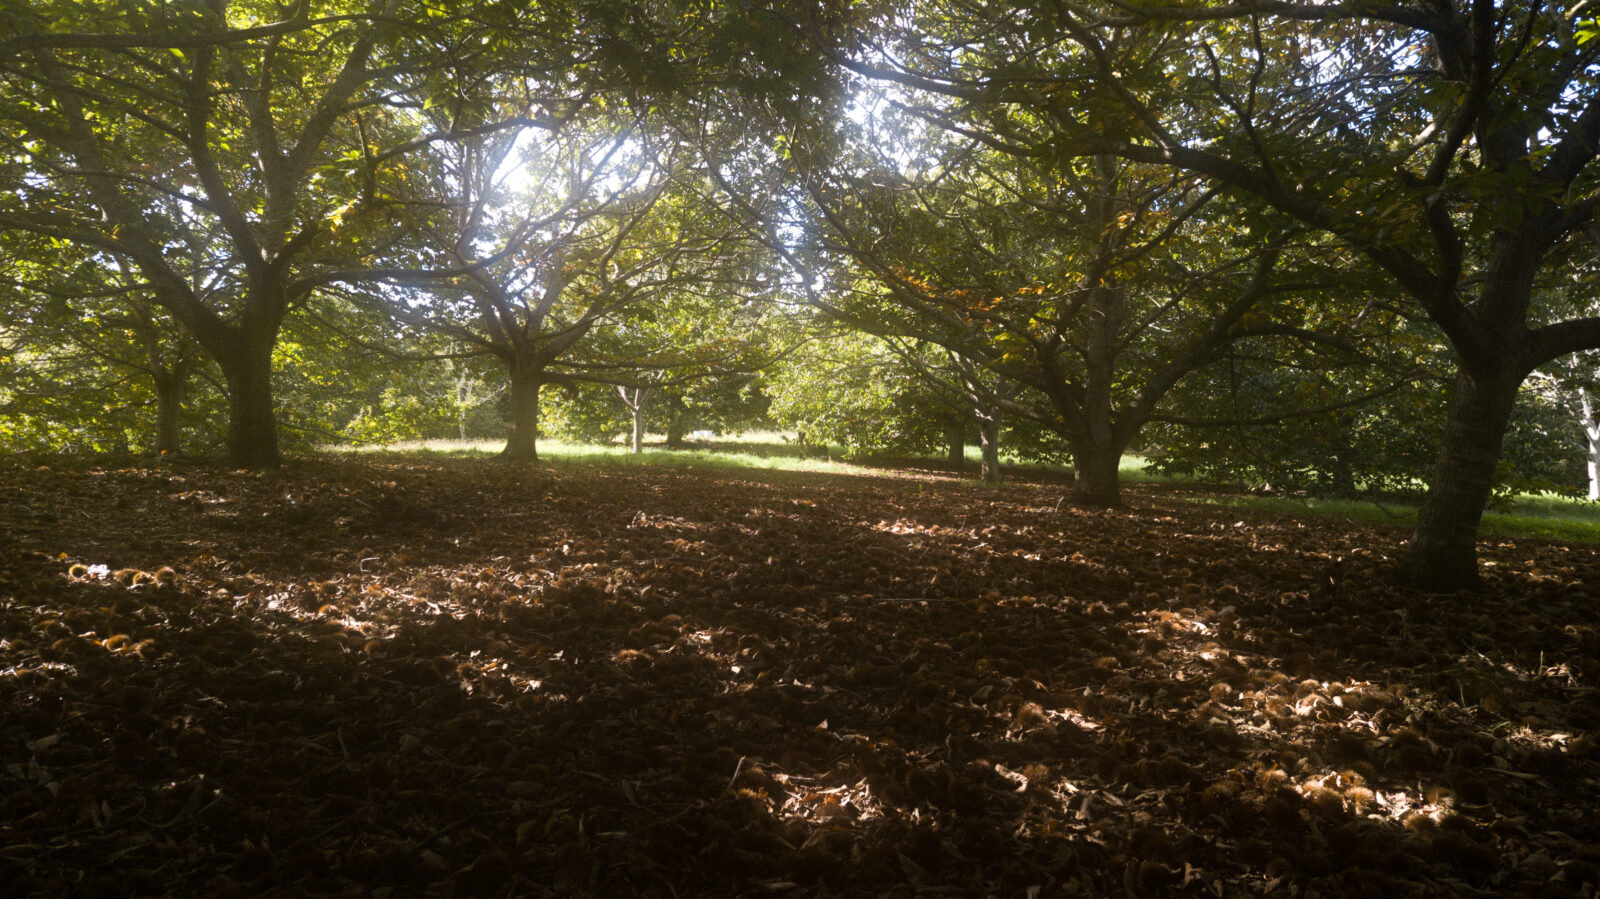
top-left (1180, 491), bottom-right (1600, 544)
top-left (328, 439), bottom-right (1599, 541)
top-left (327, 433), bottom-right (887, 476)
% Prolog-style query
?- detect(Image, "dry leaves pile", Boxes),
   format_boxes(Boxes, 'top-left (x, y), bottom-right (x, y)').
top-left (1, 455), bottom-right (1597, 897)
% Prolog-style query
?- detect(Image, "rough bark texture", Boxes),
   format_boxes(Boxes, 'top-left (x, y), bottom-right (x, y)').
top-left (151, 373), bottom-right (185, 456)
top-left (1071, 443), bottom-right (1125, 507)
top-left (945, 417), bottom-right (966, 470)
top-left (978, 415), bottom-right (1001, 484)
top-left (1581, 389), bottom-right (1599, 502)
top-left (218, 339), bottom-right (279, 469)
top-left (500, 365), bottom-right (541, 462)
top-left (1403, 369), bottom-right (1523, 590)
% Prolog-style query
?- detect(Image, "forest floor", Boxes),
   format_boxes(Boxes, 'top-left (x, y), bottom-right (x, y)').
top-left (1, 455), bottom-right (1597, 897)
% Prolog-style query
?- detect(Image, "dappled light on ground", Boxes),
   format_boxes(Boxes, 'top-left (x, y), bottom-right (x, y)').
top-left (1, 456), bottom-right (1597, 896)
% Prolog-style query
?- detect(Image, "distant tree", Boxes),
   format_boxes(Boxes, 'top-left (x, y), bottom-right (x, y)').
top-left (789, 115), bottom-right (1352, 502)
top-left (766, 328), bottom-right (968, 461)
top-left (840, 0), bottom-right (1600, 585)
top-left (345, 110), bottom-right (771, 461)
top-left (0, 232), bottom-right (216, 453)
top-left (0, 1), bottom-right (475, 464)
top-left (0, 0), bottom-right (715, 465)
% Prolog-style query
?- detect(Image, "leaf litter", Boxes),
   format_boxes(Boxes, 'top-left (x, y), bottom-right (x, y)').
top-left (0, 455), bottom-right (1597, 897)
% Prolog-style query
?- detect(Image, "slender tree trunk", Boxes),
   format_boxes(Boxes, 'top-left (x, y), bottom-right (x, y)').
top-left (945, 416), bottom-right (966, 470)
top-left (1580, 389), bottom-right (1599, 503)
top-left (454, 366), bottom-right (471, 440)
top-left (978, 414), bottom-right (1001, 483)
top-left (1403, 367), bottom-right (1524, 589)
top-left (151, 371), bottom-right (186, 456)
top-left (217, 336), bottom-right (279, 468)
top-left (618, 386), bottom-right (648, 454)
top-left (501, 362), bottom-right (541, 462)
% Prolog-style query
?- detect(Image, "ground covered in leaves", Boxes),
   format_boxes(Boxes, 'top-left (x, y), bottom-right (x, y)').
top-left (1, 454), bottom-right (1598, 898)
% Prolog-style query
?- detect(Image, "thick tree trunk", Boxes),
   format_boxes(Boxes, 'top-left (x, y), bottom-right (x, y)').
top-left (662, 394), bottom-right (687, 448)
top-left (217, 337), bottom-right (279, 468)
top-left (500, 363), bottom-right (541, 462)
top-left (945, 416), bottom-right (966, 470)
top-left (151, 372), bottom-right (185, 455)
top-left (1403, 368), bottom-right (1523, 590)
top-left (1071, 442), bottom-right (1125, 507)
top-left (631, 409), bottom-right (645, 454)
top-left (978, 415), bottom-right (1001, 483)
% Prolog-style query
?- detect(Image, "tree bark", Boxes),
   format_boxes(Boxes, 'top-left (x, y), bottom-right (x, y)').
top-left (617, 386), bottom-right (649, 454)
top-left (945, 416), bottom-right (966, 470)
top-left (1070, 160), bottom-right (1128, 506)
top-left (978, 414), bottom-right (1001, 483)
top-left (661, 394), bottom-right (687, 447)
top-left (1580, 388), bottom-right (1599, 502)
top-left (500, 362), bottom-right (541, 462)
top-left (1071, 441), bottom-right (1125, 507)
top-left (217, 336), bottom-right (279, 468)
top-left (1403, 368), bottom-right (1524, 590)
top-left (151, 371), bottom-right (186, 456)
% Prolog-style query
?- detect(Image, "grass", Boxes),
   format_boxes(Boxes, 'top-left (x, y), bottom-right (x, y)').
top-left (328, 432), bottom-right (886, 476)
top-left (329, 436), bottom-right (1600, 543)
top-left (1175, 489), bottom-right (1600, 544)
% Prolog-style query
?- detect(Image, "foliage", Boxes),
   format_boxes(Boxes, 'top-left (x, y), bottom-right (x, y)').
top-left (765, 329), bottom-right (956, 458)
top-left (837, 0), bottom-right (1600, 584)
top-left (1146, 356), bottom-right (1452, 498)
top-left (0, 232), bottom-right (223, 454)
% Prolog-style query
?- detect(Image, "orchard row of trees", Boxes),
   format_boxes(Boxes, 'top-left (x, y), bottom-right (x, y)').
top-left (3, 0), bottom-right (1600, 588)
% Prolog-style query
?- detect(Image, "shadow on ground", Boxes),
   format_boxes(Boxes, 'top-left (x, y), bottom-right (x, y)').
top-left (1, 456), bottom-right (1596, 896)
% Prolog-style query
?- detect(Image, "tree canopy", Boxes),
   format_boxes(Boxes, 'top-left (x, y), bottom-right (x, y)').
top-left (5, 0), bottom-right (1600, 587)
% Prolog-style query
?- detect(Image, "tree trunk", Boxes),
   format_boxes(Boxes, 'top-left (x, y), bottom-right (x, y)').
top-left (1074, 272), bottom-right (1126, 506)
top-left (945, 416), bottom-right (966, 470)
top-left (1403, 368), bottom-right (1523, 590)
top-left (217, 337), bottom-right (279, 468)
top-left (1328, 453), bottom-right (1359, 499)
top-left (978, 414), bottom-right (1001, 484)
top-left (151, 371), bottom-right (186, 456)
top-left (1071, 442), bottom-right (1125, 507)
top-left (1580, 389), bottom-right (1599, 502)
top-left (500, 363), bottom-right (541, 461)
top-left (663, 395), bottom-right (688, 447)
top-left (455, 368), bottom-right (470, 440)
top-left (618, 386), bottom-right (648, 454)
